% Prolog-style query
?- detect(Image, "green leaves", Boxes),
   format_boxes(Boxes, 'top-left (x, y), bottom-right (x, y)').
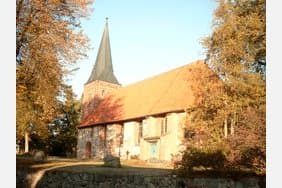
top-left (47, 86), bottom-right (80, 156)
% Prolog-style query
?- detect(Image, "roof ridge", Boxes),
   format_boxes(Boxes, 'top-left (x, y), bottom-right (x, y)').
top-left (79, 59), bottom-right (209, 127)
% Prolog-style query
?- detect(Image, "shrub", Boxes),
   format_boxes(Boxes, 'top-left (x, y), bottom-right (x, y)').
top-left (240, 147), bottom-right (266, 174)
top-left (175, 147), bottom-right (226, 176)
top-left (130, 155), bottom-right (139, 160)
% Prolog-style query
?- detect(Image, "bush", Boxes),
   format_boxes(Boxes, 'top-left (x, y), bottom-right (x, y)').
top-left (130, 155), bottom-right (139, 160)
top-left (240, 147), bottom-right (265, 174)
top-left (175, 147), bottom-right (226, 176)
top-left (174, 145), bottom-right (266, 178)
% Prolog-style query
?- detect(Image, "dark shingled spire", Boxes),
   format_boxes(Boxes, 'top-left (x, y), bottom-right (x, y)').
top-left (86, 18), bottom-right (120, 85)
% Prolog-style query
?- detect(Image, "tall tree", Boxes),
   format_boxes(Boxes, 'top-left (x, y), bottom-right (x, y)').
top-left (16, 0), bottom-right (93, 153)
top-left (48, 85), bottom-right (80, 156)
top-left (179, 0), bottom-right (266, 174)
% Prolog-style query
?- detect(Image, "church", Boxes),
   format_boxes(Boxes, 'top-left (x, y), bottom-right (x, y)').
top-left (76, 20), bottom-right (215, 162)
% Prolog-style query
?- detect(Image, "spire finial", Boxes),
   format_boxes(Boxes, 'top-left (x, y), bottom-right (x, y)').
top-left (106, 17), bottom-right (109, 22)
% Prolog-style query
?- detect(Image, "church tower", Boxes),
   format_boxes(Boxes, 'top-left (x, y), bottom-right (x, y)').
top-left (82, 18), bottom-right (121, 119)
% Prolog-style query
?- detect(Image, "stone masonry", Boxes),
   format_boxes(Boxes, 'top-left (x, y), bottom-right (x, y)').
top-left (17, 170), bottom-right (265, 188)
top-left (77, 124), bottom-right (123, 159)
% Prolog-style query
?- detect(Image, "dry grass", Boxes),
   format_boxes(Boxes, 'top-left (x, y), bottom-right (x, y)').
top-left (17, 155), bottom-right (173, 176)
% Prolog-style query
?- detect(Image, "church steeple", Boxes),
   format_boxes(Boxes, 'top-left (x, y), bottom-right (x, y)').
top-left (86, 18), bottom-right (119, 85)
top-left (82, 18), bottom-right (121, 120)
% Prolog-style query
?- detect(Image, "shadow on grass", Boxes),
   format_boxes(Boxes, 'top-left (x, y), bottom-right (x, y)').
top-left (17, 155), bottom-right (51, 170)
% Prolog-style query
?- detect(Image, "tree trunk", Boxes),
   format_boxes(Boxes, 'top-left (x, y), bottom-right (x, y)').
top-left (230, 120), bottom-right (234, 135)
top-left (231, 114), bottom-right (235, 135)
top-left (24, 131), bottom-right (29, 153)
top-left (224, 118), bottom-right (228, 138)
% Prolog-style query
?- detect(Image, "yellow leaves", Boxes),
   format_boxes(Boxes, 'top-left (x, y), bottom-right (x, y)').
top-left (16, 0), bottom-right (93, 141)
top-left (184, 0), bottom-right (266, 173)
top-left (204, 0), bottom-right (265, 74)
top-left (188, 0), bottom-right (265, 148)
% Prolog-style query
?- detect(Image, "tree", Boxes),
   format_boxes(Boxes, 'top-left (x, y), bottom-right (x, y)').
top-left (48, 85), bottom-right (81, 156)
top-left (16, 0), bottom-right (93, 153)
top-left (177, 0), bottom-right (266, 175)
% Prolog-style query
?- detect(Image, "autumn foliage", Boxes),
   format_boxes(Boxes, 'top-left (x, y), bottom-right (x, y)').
top-left (176, 0), bottom-right (265, 176)
top-left (16, 0), bottom-right (93, 152)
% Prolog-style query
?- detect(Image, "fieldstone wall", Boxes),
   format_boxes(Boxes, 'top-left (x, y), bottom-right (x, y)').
top-left (17, 170), bottom-right (265, 188)
top-left (77, 126), bottom-right (106, 159)
top-left (105, 124), bottom-right (123, 157)
top-left (77, 124), bottom-right (123, 159)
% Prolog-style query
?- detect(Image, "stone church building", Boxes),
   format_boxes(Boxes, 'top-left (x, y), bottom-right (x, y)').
top-left (77, 20), bottom-right (215, 162)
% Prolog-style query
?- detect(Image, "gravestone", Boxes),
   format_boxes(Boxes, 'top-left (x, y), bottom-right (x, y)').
top-left (33, 150), bottom-right (46, 162)
top-left (103, 155), bottom-right (121, 168)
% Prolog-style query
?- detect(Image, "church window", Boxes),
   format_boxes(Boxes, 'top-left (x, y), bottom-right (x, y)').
top-left (90, 127), bottom-right (94, 137)
top-left (162, 117), bottom-right (168, 135)
top-left (120, 125), bottom-right (124, 145)
top-left (142, 119), bottom-right (147, 137)
top-left (138, 122), bottom-right (142, 144)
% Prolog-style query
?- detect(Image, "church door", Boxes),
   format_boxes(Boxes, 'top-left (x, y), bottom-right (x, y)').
top-left (85, 142), bottom-right (92, 159)
top-left (150, 142), bottom-right (157, 159)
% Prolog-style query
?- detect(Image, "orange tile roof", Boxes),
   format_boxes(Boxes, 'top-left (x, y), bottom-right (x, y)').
top-left (79, 60), bottom-right (213, 128)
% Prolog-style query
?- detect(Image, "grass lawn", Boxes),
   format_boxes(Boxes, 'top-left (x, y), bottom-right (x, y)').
top-left (16, 155), bottom-right (174, 176)
top-left (17, 155), bottom-right (264, 179)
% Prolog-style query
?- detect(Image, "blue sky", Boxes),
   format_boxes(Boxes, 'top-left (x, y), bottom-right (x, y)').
top-left (67, 0), bottom-right (218, 98)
